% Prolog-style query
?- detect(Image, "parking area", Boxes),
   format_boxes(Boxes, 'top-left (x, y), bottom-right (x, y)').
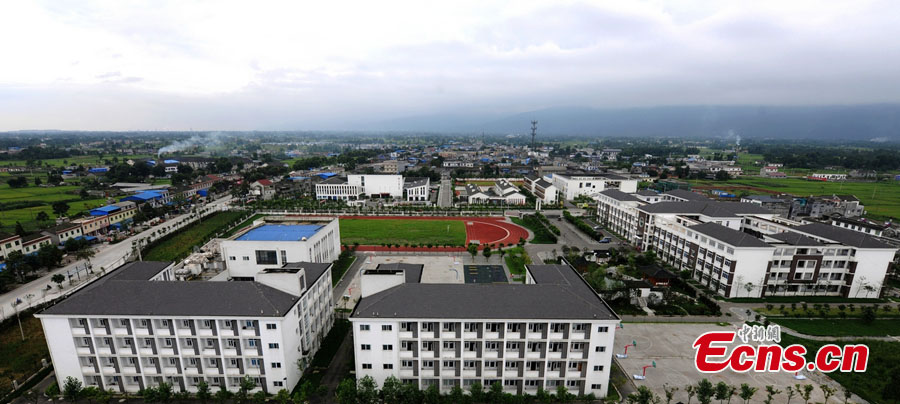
top-left (614, 323), bottom-right (838, 403)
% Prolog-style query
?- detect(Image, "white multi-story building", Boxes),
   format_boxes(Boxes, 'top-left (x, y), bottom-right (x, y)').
top-left (593, 190), bottom-right (897, 299)
top-left (36, 260), bottom-right (335, 394)
top-left (316, 174), bottom-right (425, 201)
top-left (551, 173), bottom-right (638, 201)
top-left (351, 263), bottom-right (619, 397)
top-left (463, 180), bottom-right (527, 205)
top-left (220, 219), bottom-right (341, 280)
top-left (523, 175), bottom-right (559, 204)
top-left (403, 178), bottom-right (430, 202)
top-left (350, 174), bottom-right (403, 198)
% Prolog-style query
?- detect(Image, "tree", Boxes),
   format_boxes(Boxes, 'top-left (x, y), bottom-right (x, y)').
top-left (335, 378), bottom-right (357, 404)
top-left (715, 170), bottom-right (731, 181)
top-left (663, 384), bottom-right (679, 404)
top-left (252, 391), bottom-right (267, 404)
top-left (62, 376), bottom-right (83, 402)
top-left (763, 386), bottom-right (781, 404)
top-left (236, 376), bottom-right (256, 404)
top-left (174, 391), bottom-right (193, 404)
top-left (820, 385), bottom-right (836, 404)
top-left (157, 382), bottom-right (173, 403)
top-left (196, 381), bottom-right (212, 404)
top-left (467, 243), bottom-right (478, 260)
top-left (14, 221), bottom-right (25, 236)
top-left (34, 177), bottom-right (42, 186)
top-left (7, 176), bottom-right (28, 188)
top-left (469, 382), bottom-right (485, 403)
top-left (482, 246), bottom-right (492, 261)
top-left (214, 386), bottom-right (232, 404)
top-left (883, 366), bottom-right (900, 401)
top-left (738, 384), bottom-right (757, 404)
top-left (697, 379), bottom-right (715, 404)
top-left (81, 386), bottom-right (99, 404)
top-left (785, 386), bottom-right (795, 404)
top-left (36, 211), bottom-right (50, 222)
top-left (489, 382), bottom-right (504, 403)
top-left (555, 385), bottom-right (572, 403)
top-left (714, 382), bottom-right (730, 404)
top-left (52, 201), bottom-right (71, 217)
top-left (423, 385), bottom-right (441, 404)
top-left (843, 387), bottom-right (853, 404)
top-left (627, 385), bottom-right (661, 404)
top-left (798, 384), bottom-right (814, 404)
top-left (381, 376), bottom-right (402, 404)
top-left (685, 385), bottom-right (696, 404)
top-left (357, 375), bottom-right (378, 404)
top-left (861, 306), bottom-right (876, 324)
top-left (39, 244), bottom-right (64, 269)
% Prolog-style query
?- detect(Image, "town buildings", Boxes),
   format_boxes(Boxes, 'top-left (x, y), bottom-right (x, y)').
top-left (463, 179), bottom-right (527, 205)
top-left (351, 263), bottom-right (619, 397)
top-left (315, 174), bottom-right (430, 202)
top-left (36, 259), bottom-right (335, 394)
top-left (549, 173), bottom-right (638, 201)
top-left (523, 175), bottom-right (559, 204)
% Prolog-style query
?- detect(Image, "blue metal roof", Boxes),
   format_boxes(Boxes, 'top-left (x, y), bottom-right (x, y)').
top-left (316, 172), bottom-right (337, 179)
top-left (89, 167), bottom-right (108, 173)
top-left (164, 159), bottom-right (179, 164)
top-left (120, 190), bottom-right (164, 202)
top-left (90, 205), bottom-right (121, 216)
top-left (235, 224), bottom-right (323, 241)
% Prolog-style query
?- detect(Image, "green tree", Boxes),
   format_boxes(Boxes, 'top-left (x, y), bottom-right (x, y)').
top-left (488, 382), bottom-right (504, 404)
top-left (627, 385), bottom-right (661, 404)
top-left (738, 384), bottom-right (757, 404)
top-left (697, 379), bottom-right (715, 404)
top-left (251, 391), bottom-right (267, 404)
top-left (236, 376), bottom-right (256, 404)
top-left (52, 201), bottom-right (71, 217)
top-left (36, 211), bottom-right (50, 222)
top-left (381, 376), bottom-right (402, 404)
top-left (174, 391), bottom-right (193, 404)
top-left (663, 384), bottom-right (679, 404)
top-left (861, 306), bottom-right (876, 324)
top-left (685, 385), bottom-right (696, 404)
top-left (335, 378), bottom-right (357, 404)
top-left (785, 386), bottom-right (795, 404)
top-left (763, 386), bottom-right (781, 404)
top-left (157, 382), bottom-right (173, 403)
top-left (196, 381), bottom-right (212, 404)
top-left (714, 382), bottom-right (730, 404)
top-left (468, 243), bottom-right (478, 260)
top-left (555, 384), bottom-right (572, 403)
top-left (357, 376), bottom-right (378, 404)
top-left (34, 177), bottom-right (42, 186)
top-left (81, 386), bottom-right (99, 404)
top-left (14, 221), bottom-right (25, 236)
top-left (62, 376), bottom-right (83, 402)
top-left (469, 382), bottom-right (485, 403)
top-left (482, 246), bottom-right (492, 261)
top-left (798, 384), bottom-right (814, 404)
top-left (423, 384), bottom-right (441, 404)
top-left (820, 385), bottom-right (836, 404)
top-left (52, 273), bottom-right (66, 288)
top-left (214, 386), bottom-right (233, 404)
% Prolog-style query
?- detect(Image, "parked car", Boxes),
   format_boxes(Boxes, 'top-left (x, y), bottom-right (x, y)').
top-left (599, 237), bottom-right (612, 243)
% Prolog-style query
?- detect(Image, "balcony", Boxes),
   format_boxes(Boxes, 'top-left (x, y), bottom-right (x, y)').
top-left (134, 328), bottom-right (151, 337)
top-left (143, 367), bottom-right (159, 375)
top-left (240, 328), bottom-right (257, 337)
top-left (197, 328), bottom-right (214, 337)
top-left (399, 369), bottom-right (416, 378)
top-left (462, 331), bottom-right (477, 339)
top-left (225, 367), bottom-right (241, 375)
top-left (398, 331), bottom-right (413, 339)
top-left (101, 366), bottom-right (117, 375)
top-left (548, 332), bottom-right (564, 340)
top-left (525, 370), bottom-right (540, 378)
top-left (245, 367), bottom-right (261, 376)
top-left (71, 328), bottom-right (88, 336)
top-left (526, 331), bottom-right (542, 339)
top-left (484, 331), bottom-right (500, 339)
top-left (76, 347), bottom-right (92, 355)
top-left (113, 327), bottom-right (129, 336)
top-left (462, 350), bottom-right (477, 359)
top-left (483, 350), bottom-right (500, 359)
top-left (566, 370), bottom-right (582, 378)
top-left (440, 331), bottom-right (455, 339)
top-left (139, 348), bottom-right (154, 356)
top-left (96, 347), bottom-right (112, 355)
top-left (547, 351), bottom-right (562, 359)
top-left (440, 369), bottom-right (456, 377)
top-left (93, 328), bottom-right (109, 336)
top-left (441, 350), bottom-right (456, 359)
top-left (525, 351), bottom-right (542, 359)
top-left (570, 331), bottom-right (587, 340)
top-left (184, 367), bottom-right (200, 376)
top-left (156, 328), bottom-right (172, 336)
top-left (121, 366), bottom-right (138, 374)
top-left (81, 366), bottom-right (96, 374)
top-left (203, 348), bottom-right (217, 356)
top-left (462, 369), bottom-right (477, 377)
top-left (159, 347), bottom-right (175, 356)
top-left (162, 367), bottom-right (180, 375)
top-left (399, 350), bottom-right (414, 359)
top-left (219, 329), bottom-right (237, 337)
top-left (176, 329), bottom-right (193, 337)
top-left (222, 348), bottom-right (238, 356)
top-left (205, 367), bottom-right (220, 375)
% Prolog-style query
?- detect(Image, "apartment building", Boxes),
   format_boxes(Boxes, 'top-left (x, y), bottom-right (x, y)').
top-left (463, 180), bottom-right (526, 205)
top-left (351, 263), bottom-right (619, 397)
top-left (551, 173), bottom-right (638, 201)
top-left (42, 222), bottom-right (84, 245)
top-left (22, 233), bottom-right (53, 254)
top-left (220, 219), bottom-right (341, 280)
top-left (73, 215), bottom-right (111, 237)
top-left (0, 233), bottom-right (22, 260)
top-left (37, 260), bottom-right (334, 394)
top-left (594, 191), bottom-right (897, 298)
top-left (403, 178), bottom-right (430, 202)
top-left (89, 202), bottom-right (137, 226)
top-left (316, 174), bottom-right (428, 201)
top-left (523, 175), bottom-right (558, 204)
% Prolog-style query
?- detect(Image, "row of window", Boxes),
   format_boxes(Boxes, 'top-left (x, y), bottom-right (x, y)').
top-left (360, 323), bottom-right (610, 333)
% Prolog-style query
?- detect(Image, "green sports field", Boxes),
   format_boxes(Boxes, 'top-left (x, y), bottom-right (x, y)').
top-left (339, 218), bottom-right (466, 246)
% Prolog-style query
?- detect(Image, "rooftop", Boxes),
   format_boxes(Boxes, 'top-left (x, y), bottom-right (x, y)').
top-left (689, 222), bottom-right (772, 248)
top-left (235, 224), bottom-right (323, 241)
top-left (791, 222), bottom-right (894, 249)
top-left (638, 201), bottom-right (773, 217)
top-left (662, 189), bottom-right (710, 201)
top-left (598, 189), bottom-right (641, 202)
top-left (264, 262), bottom-right (332, 285)
top-left (767, 232), bottom-right (824, 246)
top-left (39, 261), bottom-right (299, 317)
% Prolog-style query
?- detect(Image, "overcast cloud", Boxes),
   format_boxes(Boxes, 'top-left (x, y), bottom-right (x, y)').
top-left (1, 0), bottom-right (899, 131)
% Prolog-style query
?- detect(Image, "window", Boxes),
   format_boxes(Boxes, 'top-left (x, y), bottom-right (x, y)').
top-left (359, 325), bottom-right (370, 331)
top-left (401, 360), bottom-right (414, 368)
top-left (271, 362), bottom-right (282, 368)
top-left (443, 361), bottom-right (455, 368)
top-left (164, 338), bottom-right (173, 346)
top-left (183, 320), bottom-right (191, 327)
top-left (250, 359), bottom-right (260, 367)
top-left (361, 344), bottom-right (371, 350)
top-left (248, 340), bottom-right (257, 347)
top-left (383, 364), bottom-right (393, 369)
top-left (595, 346), bottom-right (606, 352)
top-left (591, 384), bottom-right (602, 390)
top-left (245, 321), bottom-right (254, 328)
top-left (382, 325), bottom-right (392, 331)
top-left (266, 324), bottom-right (277, 330)
top-left (383, 345), bottom-right (393, 350)
top-left (242, 256), bottom-right (249, 261)
top-left (593, 365), bottom-right (604, 371)
top-left (464, 361), bottom-right (476, 369)
top-left (229, 256), bottom-right (236, 261)
top-left (280, 250), bottom-right (286, 264)
top-left (268, 343), bottom-right (279, 349)
top-left (597, 326), bottom-right (609, 333)
top-left (169, 358), bottom-right (178, 365)
top-left (255, 250), bottom-right (278, 265)
top-left (273, 381), bottom-right (283, 387)
top-left (362, 364), bottom-right (372, 369)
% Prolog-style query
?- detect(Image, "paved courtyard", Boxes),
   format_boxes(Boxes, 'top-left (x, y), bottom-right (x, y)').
top-left (614, 323), bottom-right (842, 403)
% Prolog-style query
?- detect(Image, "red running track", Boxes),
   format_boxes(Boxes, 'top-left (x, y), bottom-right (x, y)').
top-left (338, 216), bottom-right (529, 251)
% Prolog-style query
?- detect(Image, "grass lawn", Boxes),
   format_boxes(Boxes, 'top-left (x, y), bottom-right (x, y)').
top-left (331, 253), bottom-right (356, 287)
top-left (0, 198), bottom-right (107, 233)
top-left (728, 296), bottom-right (885, 304)
top-left (688, 177), bottom-right (900, 219)
top-left (778, 333), bottom-right (900, 404)
top-left (510, 216), bottom-right (556, 244)
top-left (294, 319), bottom-right (351, 392)
top-left (772, 318), bottom-right (900, 337)
top-left (0, 310), bottom-right (50, 397)
top-left (143, 211), bottom-right (245, 261)
top-left (757, 306), bottom-right (899, 318)
top-left (503, 246), bottom-right (530, 281)
top-left (339, 218), bottom-right (466, 246)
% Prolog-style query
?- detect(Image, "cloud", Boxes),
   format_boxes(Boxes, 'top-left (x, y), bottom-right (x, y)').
top-left (1, 0), bottom-right (899, 130)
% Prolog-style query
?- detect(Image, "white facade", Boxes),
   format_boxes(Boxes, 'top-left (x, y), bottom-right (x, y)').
top-left (349, 174), bottom-right (403, 198)
top-left (551, 174), bottom-right (638, 201)
top-left (37, 261), bottom-right (335, 394)
top-left (220, 219), bottom-right (341, 280)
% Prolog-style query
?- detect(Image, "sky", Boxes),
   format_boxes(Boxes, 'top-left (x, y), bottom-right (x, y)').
top-left (1, 0), bottom-right (899, 131)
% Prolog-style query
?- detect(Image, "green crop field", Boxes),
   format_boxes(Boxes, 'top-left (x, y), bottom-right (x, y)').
top-left (143, 211), bottom-right (245, 261)
top-left (771, 318), bottom-right (900, 337)
top-left (0, 154), bottom-right (155, 168)
top-left (339, 218), bottom-right (466, 246)
top-left (690, 177), bottom-right (900, 219)
top-left (0, 198), bottom-right (107, 233)
top-left (0, 182), bottom-right (106, 233)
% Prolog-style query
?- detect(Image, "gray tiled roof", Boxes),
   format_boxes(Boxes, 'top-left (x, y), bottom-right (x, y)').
top-left (403, 177), bottom-right (429, 189)
top-left (636, 190), bottom-right (659, 196)
top-left (352, 264), bottom-right (617, 320)
top-left (662, 189), bottom-right (710, 201)
top-left (598, 189), bottom-right (641, 202)
top-left (40, 261), bottom-right (299, 317)
top-left (638, 201), bottom-right (773, 217)
top-left (375, 263), bottom-right (423, 284)
top-left (689, 222), bottom-right (772, 248)
top-left (273, 262), bottom-right (333, 285)
top-left (791, 223), bottom-right (894, 249)
top-left (106, 261), bottom-right (173, 281)
top-left (767, 232), bottom-right (824, 246)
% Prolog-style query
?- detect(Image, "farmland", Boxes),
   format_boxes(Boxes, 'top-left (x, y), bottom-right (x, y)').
top-left (0, 308), bottom-right (49, 398)
top-left (0, 183), bottom-right (105, 233)
top-left (339, 218), bottom-right (466, 246)
top-left (689, 177), bottom-right (900, 219)
top-left (143, 211), bottom-right (246, 261)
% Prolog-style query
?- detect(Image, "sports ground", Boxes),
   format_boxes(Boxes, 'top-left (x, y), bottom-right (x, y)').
top-left (339, 216), bottom-right (529, 251)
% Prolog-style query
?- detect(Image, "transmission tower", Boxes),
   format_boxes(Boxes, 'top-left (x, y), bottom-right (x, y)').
top-left (530, 120), bottom-right (538, 169)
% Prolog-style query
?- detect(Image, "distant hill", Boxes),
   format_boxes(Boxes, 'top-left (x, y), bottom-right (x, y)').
top-left (365, 104), bottom-right (900, 140)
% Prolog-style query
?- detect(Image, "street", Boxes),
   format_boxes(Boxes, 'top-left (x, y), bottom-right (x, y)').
top-left (0, 196), bottom-right (232, 320)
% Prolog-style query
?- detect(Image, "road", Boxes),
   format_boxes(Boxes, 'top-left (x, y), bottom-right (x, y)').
top-left (437, 171), bottom-right (452, 208)
top-left (0, 196), bottom-right (233, 320)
